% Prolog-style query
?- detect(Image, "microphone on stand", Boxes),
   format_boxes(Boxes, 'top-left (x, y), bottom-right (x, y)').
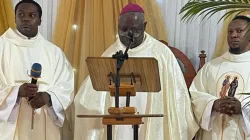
top-left (123, 30), bottom-right (135, 59)
top-left (127, 30), bottom-right (135, 43)
top-left (112, 30), bottom-right (135, 108)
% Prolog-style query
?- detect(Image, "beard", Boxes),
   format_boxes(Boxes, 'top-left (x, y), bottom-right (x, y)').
top-left (229, 47), bottom-right (241, 54)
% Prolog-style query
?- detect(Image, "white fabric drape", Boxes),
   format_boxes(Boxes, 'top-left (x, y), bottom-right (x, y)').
top-left (12, 0), bottom-right (59, 41)
top-left (156, 0), bottom-right (225, 69)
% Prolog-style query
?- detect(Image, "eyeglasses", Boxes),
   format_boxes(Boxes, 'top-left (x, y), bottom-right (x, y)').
top-left (118, 29), bottom-right (143, 37)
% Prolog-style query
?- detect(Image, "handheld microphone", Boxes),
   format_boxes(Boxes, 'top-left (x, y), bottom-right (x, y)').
top-left (29, 63), bottom-right (42, 130)
top-left (28, 63), bottom-right (42, 101)
top-left (30, 63), bottom-right (42, 84)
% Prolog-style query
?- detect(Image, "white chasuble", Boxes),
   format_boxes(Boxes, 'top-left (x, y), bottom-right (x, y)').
top-left (74, 32), bottom-right (199, 140)
top-left (190, 51), bottom-right (250, 140)
top-left (0, 28), bottom-right (74, 140)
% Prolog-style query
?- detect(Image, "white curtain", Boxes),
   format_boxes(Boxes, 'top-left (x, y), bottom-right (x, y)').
top-left (11, 0), bottom-right (225, 68)
top-left (156, 0), bottom-right (225, 69)
top-left (12, 0), bottom-right (59, 41)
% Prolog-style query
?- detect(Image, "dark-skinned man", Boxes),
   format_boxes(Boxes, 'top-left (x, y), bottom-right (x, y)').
top-left (74, 3), bottom-right (199, 140)
top-left (190, 16), bottom-right (250, 140)
top-left (0, 0), bottom-right (74, 140)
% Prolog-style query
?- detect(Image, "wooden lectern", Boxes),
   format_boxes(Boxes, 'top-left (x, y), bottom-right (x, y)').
top-left (77, 57), bottom-right (164, 140)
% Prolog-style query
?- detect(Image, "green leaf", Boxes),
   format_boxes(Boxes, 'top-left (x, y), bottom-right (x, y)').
top-left (180, 0), bottom-right (250, 22)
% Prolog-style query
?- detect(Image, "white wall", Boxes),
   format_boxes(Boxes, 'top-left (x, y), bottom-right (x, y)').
top-left (12, 0), bottom-right (59, 41)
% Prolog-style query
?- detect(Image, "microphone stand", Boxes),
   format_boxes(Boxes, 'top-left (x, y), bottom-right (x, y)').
top-left (112, 35), bottom-right (134, 108)
top-left (108, 34), bottom-right (145, 140)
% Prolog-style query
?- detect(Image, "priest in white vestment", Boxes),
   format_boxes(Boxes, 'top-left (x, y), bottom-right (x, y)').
top-left (74, 3), bottom-right (199, 140)
top-left (0, 1), bottom-right (74, 140)
top-left (190, 16), bottom-right (250, 140)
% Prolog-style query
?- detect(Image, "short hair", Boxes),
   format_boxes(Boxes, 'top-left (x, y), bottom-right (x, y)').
top-left (15, 0), bottom-right (42, 19)
top-left (232, 15), bottom-right (250, 23)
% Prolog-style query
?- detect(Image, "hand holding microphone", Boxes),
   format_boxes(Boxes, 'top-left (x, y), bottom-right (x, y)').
top-left (18, 83), bottom-right (38, 98)
top-left (18, 63), bottom-right (41, 98)
top-left (24, 63), bottom-right (51, 109)
top-left (18, 63), bottom-right (51, 109)
top-left (18, 63), bottom-right (42, 130)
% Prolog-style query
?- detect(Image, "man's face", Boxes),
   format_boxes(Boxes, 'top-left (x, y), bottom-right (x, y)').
top-left (118, 13), bottom-right (146, 49)
top-left (227, 19), bottom-right (249, 54)
top-left (15, 3), bottom-right (41, 38)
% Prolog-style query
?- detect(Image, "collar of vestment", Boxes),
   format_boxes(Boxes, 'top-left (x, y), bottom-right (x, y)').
top-left (2, 28), bottom-right (43, 48)
top-left (15, 29), bottom-right (38, 40)
top-left (221, 50), bottom-right (250, 62)
top-left (116, 32), bottom-right (151, 54)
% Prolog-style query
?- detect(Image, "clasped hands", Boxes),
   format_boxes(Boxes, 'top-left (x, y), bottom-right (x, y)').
top-left (212, 96), bottom-right (241, 116)
top-left (18, 83), bottom-right (52, 109)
